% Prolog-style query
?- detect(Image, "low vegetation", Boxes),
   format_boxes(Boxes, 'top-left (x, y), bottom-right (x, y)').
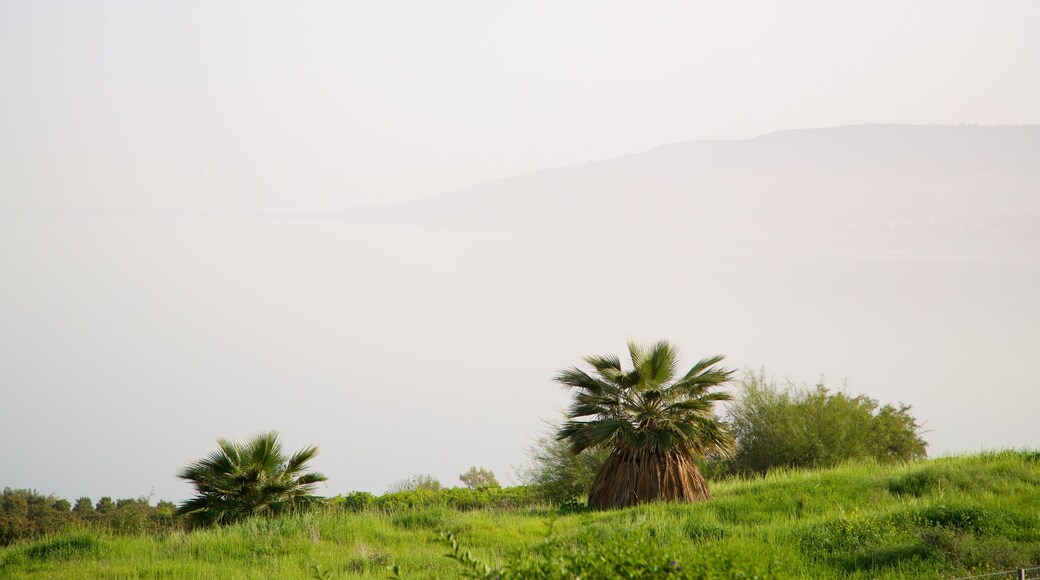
top-left (0, 342), bottom-right (1030, 576)
top-left (2, 451), bottom-right (1038, 578)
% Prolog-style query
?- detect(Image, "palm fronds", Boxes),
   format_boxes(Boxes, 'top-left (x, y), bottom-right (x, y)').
top-left (177, 431), bottom-right (327, 527)
top-left (555, 340), bottom-right (734, 509)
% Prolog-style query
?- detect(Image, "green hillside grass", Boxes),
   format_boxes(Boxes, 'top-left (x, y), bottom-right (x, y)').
top-left (2, 451), bottom-right (1038, 579)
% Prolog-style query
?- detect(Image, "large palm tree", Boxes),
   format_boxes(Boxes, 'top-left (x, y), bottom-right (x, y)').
top-left (177, 431), bottom-right (327, 526)
top-left (556, 340), bottom-right (735, 509)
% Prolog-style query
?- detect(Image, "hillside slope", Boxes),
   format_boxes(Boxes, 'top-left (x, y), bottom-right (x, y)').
top-left (2, 451), bottom-right (1038, 578)
top-left (343, 125), bottom-right (1040, 237)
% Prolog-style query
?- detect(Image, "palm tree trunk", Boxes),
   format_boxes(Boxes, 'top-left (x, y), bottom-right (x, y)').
top-left (587, 448), bottom-right (712, 509)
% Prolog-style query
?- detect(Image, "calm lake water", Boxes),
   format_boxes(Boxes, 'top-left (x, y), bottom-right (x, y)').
top-left (2, 216), bottom-right (1037, 500)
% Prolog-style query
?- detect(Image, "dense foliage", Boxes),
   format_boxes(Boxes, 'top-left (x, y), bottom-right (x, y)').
top-left (728, 370), bottom-right (928, 474)
top-left (0, 488), bottom-right (180, 546)
top-left (0, 484), bottom-right (542, 547)
top-left (178, 431), bottom-right (327, 527)
top-left (556, 340), bottom-right (735, 508)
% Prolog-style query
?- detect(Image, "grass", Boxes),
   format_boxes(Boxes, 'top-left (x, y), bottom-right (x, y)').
top-left (2, 451), bottom-right (1039, 578)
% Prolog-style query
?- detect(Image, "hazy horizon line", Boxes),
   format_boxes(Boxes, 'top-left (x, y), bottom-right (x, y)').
top-left (4, 122), bottom-right (1037, 218)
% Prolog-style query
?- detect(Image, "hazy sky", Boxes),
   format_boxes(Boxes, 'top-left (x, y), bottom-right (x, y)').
top-left (1, 2), bottom-right (1039, 502)
top-left (2, 1), bottom-right (1038, 212)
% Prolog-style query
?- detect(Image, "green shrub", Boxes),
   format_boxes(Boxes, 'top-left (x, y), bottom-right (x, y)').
top-left (556, 498), bottom-right (586, 515)
top-left (459, 467), bottom-right (499, 490)
top-left (334, 491), bottom-right (375, 513)
top-left (518, 426), bottom-right (609, 504)
top-left (729, 369), bottom-right (927, 474)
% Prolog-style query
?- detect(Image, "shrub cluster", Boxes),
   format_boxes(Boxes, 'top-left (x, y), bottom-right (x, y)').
top-left (518, 430), bottom-right (610, 504)
top-left (728, 370), bottom-right (927, 474)
top-left (521, 368), bottom-right (929, 499)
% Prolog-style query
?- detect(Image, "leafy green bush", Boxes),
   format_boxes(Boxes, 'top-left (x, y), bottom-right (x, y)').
top-left (373, 489), bottom-right (438, 512)
top-left (331, 491), bottom-right (375, 512)
top-left (519, 426), bottom-right (609, 504)
top-left (459, 466), bottom-right (499, 490)
top-left (555, 498), bottom-right (586, 515)
top-left (729, 369), bottom-right (927, 474)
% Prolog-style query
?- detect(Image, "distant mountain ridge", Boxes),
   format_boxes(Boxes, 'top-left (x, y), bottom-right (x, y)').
top-left (342, 124), bottom-right (1040, 237)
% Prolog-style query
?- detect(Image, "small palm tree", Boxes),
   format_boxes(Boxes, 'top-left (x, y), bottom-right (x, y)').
top-left (556, 340), bottom-right (735, 509)
top-left (178, 431), bottom-right (327, 526)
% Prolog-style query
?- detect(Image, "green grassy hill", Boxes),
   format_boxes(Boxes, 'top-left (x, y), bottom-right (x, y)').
top-left (2, 451), bottom-right (1039, 578)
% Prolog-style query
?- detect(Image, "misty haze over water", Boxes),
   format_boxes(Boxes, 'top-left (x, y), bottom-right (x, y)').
top-left (4, 0), bottom-right (1040, 523)
top-left (2, 206), bottom-right (1037, 501)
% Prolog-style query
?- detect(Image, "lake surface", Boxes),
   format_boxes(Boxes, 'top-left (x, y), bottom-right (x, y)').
top-left (2, 215), bottom-right (1037, 501)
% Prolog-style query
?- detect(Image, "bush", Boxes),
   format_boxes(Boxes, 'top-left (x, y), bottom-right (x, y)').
top-left (387, 474), bottom-right (442, 493)
top-left (334, 491), bottom-right (376, 512)
top-left (518, 426), bottom-right (609, 504)
top-left (374, 489), bottom-right (440, 512)
top-left (459, 466), bottom-right (499, 490)
top-left (1, 488), bottom-right (83, 546)
top-left (728, 369), bottom-right (927, 474)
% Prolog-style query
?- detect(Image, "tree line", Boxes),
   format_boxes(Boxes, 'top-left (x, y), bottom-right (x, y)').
top-left (0, 489), bottom-right (179, 545)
